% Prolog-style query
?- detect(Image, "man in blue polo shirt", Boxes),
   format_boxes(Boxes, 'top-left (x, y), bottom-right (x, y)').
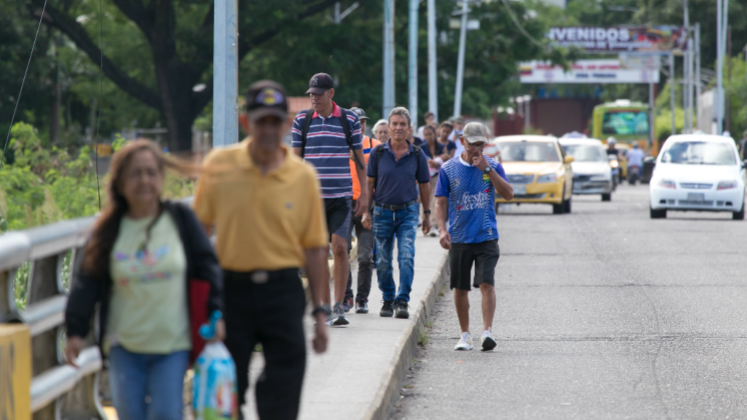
top-left (292, 73), bottom-right (369, 326)
top-left (435, 122), bottom-right (513, 352)
top-left (362, 107), bottom-right (431, 320)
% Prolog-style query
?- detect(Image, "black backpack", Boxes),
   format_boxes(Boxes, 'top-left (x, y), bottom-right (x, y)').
top-left (299, 108), bottom-right (364, 170)
top-left (372, 142), bottom-right (422, 189)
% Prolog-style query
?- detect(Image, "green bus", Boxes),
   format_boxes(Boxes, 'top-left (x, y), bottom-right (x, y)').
top-left (592, 100), bottom-right (657, 154)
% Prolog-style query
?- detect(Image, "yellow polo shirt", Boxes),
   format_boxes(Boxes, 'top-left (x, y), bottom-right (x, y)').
top-left (193, 138), bottom-right (328, 272)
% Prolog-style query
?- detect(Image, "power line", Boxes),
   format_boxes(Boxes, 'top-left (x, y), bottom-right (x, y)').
top-left (0, 0), bottom-right (50, 172)
top-left (499, 0), bottom-right (546, 50)
top-left (93, 0), bottom-right (104, 211)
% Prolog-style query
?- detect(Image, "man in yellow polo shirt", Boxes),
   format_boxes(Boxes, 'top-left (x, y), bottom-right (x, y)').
top-left (193, 80), bottom-right (329, 420)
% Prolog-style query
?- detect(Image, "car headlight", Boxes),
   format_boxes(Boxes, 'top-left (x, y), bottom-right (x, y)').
top-left (717, 180), bottom-right (737, 190)
top-left (658, 179), bottom-right (676, 189)
top-left (537, 173), bottom-right (558, 183)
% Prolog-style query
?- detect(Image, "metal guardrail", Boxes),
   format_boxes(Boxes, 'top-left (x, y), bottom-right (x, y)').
top-left (0, 215), bottom-right (106, 420)
top-left (1, 198), bottom-right (196, 420)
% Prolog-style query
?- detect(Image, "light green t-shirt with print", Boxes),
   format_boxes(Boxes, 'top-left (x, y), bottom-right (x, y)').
top-left (107, 212), bottom-right (191, 354)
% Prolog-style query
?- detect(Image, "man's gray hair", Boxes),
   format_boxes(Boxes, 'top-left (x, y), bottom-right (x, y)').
top-left (388, 107), bottom-right (411, 125)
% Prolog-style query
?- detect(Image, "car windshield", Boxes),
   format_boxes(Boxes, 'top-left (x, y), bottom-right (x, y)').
top-left (660, 141), bottom-right (736, 165)
top-left (562, 145), bottom-right (606, 162)
top-left (495, 141), bottom-right (560, 162)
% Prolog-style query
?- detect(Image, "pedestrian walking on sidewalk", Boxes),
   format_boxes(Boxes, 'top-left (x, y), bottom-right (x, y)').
top-left (292, 72), bottom-right (370, 326)
top-left (437, 121), bottom-right (457, 160)
top-left (194, 80), bottom-right (330, 420)
top-left (435, 122), bottom-right (514, 352)
top-left (421, 125), bottom-right (444, 237)
top-left (362, 107), bottom-right (432, 319)
top-left (64, 140), bottom-right (224, 420)
top-left (373, 119), bottom-right (390, 141)
top-left (416, 111), bottom-right (436, 139)
top-left (343, 107), bottom-right (380, 314)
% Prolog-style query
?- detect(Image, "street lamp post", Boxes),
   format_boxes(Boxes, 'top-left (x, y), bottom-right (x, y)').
top-left (427, 0), bottom-right (438, 121)
top-left (213, 0), bottom-right (239, 147)
top-left (453, 0), bottom-right (469, 118)
top-left (383, 0), bottom-right (396, 119)
top-left (408, 0), bottom-right (418, 126)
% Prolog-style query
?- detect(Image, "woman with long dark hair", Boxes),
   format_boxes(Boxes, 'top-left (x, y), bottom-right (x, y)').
top-left (64, 140), bottom-right (223, 420)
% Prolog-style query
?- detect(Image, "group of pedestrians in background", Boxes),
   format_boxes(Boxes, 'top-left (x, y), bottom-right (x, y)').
top-left (62, 71), bottom-right (513, 420)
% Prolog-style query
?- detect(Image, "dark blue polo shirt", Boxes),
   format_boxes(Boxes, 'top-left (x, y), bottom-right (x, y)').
top-left (367, 140), bottom-right (431, 205)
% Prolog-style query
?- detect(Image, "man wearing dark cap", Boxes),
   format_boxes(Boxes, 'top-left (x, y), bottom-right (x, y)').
top-left (194, 80), bottom-right (330, 420)
top-left (292, 73), bottom-right (369, 326)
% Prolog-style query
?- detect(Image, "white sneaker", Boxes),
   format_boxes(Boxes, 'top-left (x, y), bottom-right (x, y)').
top-left (428, 227), bottom-right (439, 237)
top-left (454, 332), bottom-right (473, 351)
top-left (481, 328), bottom-right (497, 351)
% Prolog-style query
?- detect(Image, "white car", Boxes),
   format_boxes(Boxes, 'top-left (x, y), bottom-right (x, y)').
top-left (649, 134), bottom-right (747, 220)
top-left (559, 138), bottom-right (614, 201)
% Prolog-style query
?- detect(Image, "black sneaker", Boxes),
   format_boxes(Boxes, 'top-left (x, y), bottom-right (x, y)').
top-left (380, 300), bottom-right (394, 317)
top-left (394, 300), bottom-right (409, 319)
top-left (332, 302), bottom-right (350, 326)
top-left (343, 296), bottom-right (354, 313)
top-left (356, 298), bottom-right (369, 314)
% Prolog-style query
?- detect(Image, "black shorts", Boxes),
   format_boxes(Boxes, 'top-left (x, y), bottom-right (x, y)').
top-left (325, 197), bottom-right (352, 242)
top-left (449, 240), bottom-right (500, 291)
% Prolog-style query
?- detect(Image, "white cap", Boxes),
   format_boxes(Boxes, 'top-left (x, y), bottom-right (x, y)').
top-left (462, 122), bottom-right (489, 143)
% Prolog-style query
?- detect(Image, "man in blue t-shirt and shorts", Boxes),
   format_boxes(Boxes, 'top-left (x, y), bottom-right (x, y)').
top-left (435, 122), bottom-right (514, 351)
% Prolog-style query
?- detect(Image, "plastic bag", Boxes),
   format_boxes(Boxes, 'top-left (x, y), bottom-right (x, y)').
top-left (193, 312), bottom-right (238, 420)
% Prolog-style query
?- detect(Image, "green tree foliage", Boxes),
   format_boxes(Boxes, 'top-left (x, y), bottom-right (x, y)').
top-left (242, 0), bottom-right (554, 124)
top-left (0, 122), bottom-right (193, 232)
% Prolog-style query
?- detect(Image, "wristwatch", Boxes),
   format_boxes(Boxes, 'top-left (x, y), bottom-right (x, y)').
top-left (483, 166), bottom-right (492, 174)
top-left (311, 304), bottom-right (332, 318)
top-left (423, 210), bottom-right (432, 215)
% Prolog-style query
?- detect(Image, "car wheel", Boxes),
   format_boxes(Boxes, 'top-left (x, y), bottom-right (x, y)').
top-left (564, 197), bottom-right (572, 213)
top-left (601, 193), bottom-right (612, 202)
top-left (650, 207), bottom-right (666, 219)
top-left (733, 202), bottom-right (745, 220)
top-left (552, 201), bottom-right (564, 214)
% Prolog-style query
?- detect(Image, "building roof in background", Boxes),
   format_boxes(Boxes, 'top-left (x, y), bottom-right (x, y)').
top-left (288, 97), bottom-right (311, 116)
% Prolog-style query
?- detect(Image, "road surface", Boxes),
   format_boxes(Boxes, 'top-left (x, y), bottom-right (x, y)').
top-left (392, 184), bottom-right (747, 420)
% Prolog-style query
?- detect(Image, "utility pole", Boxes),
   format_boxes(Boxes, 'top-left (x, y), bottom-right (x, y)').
top-left (427, 0), bottom-right (438, 121)
top-left (408, 0), bottom-right (419, 127)
top-left (669, 53), bottom-right (676, 136)
top-left (716, 0), bottom-right (724, 134)
top-left (453, 0), bottom-right (469, 118)
top-left (683, 0), bottom-right (690, 132)
top-left (383, 0), bottom-right (396, 119)
top-left (695, 23), bottom-right (701, 132)
top-left (213, 0), bottom-right (239, 147)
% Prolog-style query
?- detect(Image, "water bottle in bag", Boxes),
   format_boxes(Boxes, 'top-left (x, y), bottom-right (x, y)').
top-left (193, 311), bottom-right (238, 420)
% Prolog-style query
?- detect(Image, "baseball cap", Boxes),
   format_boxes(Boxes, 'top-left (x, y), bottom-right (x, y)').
top-left (246, 80), bottom-right (288, 121)
top-left (351, 107), bottom-right (369, 121)
top-left (462, 122), bottom-right (489, 144)
top-left (305, 73), bottom-right (335, 95)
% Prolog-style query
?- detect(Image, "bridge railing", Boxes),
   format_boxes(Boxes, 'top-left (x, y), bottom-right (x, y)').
top-left (0, 215), bottom-right (109, 420)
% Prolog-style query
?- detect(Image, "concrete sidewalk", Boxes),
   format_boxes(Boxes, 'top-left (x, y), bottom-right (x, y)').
top-left (243, 235), bottom-right (448, 420)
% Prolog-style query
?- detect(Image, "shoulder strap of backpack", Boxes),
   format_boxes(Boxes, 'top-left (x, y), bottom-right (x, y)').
top-left (374, 144), bottom-right (385, 190)
top-left (337, 106), bottom-right (365, 171)
top-left (300, 108), bottom-right (314, 159)
top-left (412, 144), bottom-right (422, 179)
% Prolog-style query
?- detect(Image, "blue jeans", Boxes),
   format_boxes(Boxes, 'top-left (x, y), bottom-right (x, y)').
top-left (373, 203), bottom-right (419, 302)
top-left (108, 346), bottom-right (189, 420)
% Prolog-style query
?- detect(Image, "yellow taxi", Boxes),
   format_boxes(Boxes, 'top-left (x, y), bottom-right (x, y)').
top-left (487, 135), bottom-right (574, 214)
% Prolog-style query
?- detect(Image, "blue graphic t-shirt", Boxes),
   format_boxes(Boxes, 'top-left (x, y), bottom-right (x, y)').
top-left (435, 156), bottom-right (507, 244)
